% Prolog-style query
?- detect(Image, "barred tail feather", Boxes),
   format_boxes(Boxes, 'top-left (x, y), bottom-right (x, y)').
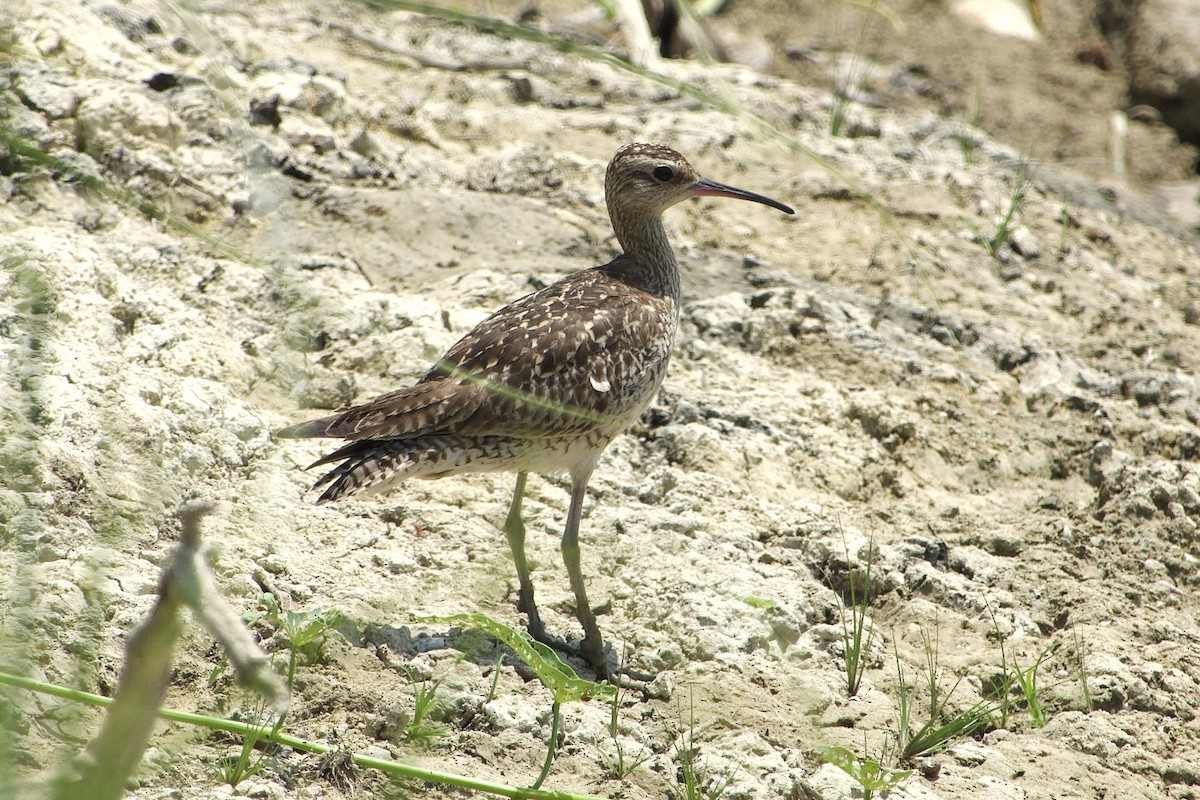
top-left (307, 435), bottom-right (527, 503)
top-left (313, 445), bottom-right (411, 503)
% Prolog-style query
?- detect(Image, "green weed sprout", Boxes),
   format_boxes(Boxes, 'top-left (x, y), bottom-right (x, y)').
top-left (247, 595), bottom-right (344, 691)
top-left (413, 613), bottom-right (614, 790)
top-left (821, 744), bottom-right (911, 800)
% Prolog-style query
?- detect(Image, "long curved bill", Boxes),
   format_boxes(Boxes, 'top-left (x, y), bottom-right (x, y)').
top-left (692, 178), bottom-right (795, 215)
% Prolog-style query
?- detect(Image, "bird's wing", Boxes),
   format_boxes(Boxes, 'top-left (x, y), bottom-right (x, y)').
top-left (279, 268), bottom-right (672, 443)
top-left (276, 378), bottom-right (486, 441)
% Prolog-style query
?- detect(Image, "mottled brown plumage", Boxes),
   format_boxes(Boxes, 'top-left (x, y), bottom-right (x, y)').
top-left (280, 143), bottom-right (793, 678)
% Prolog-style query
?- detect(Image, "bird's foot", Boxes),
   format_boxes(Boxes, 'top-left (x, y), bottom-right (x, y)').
top-left (578, 631), bottom-right (612, 681)
top-left (521, 621), bottom-right (613, 680)
top-left (578, 633), bottom-right (667, 694)
top-left (525, 623), bottom-right (578, 657)
top-left (521, 623), bottom-right (663, 694)
top-left (520, 606), bottom-right (660, 691)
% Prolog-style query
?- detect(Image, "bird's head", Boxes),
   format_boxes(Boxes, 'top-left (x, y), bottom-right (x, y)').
top-left (604, 143), bottom-right (794, 219)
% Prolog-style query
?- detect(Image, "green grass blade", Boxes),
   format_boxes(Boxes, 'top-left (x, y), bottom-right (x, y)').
top-left (901, 700), bottom-right (996, 759)
top-left (0, 670), bottom-right (606, 800)
top-left (413, 613), bottom-right (615, 703)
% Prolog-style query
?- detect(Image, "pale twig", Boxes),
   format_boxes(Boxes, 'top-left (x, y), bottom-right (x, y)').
top-left (61, 501), bottom-right (287, 800)
top-left (173, 501), bottom-right (288, 710)
top-left (611, 0), bottom-right (661, 69)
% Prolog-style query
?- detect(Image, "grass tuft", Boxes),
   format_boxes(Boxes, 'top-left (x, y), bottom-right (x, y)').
top-left (985, 601), bottom-right (1058, 729)
top-left (1071, 626), bottom-right (1093, 712)
top-left (839, 536), bottom-right (879, 698)
top-left (671, 693), bottom-right (734, 800)
top-left (397, 665), bottom-right (448, 745)
top-left (599, 666), bottom-right (653, 780)
top-left (830, 8), bottom-right (873, 137)
top-left (892, 623), bottom-right (997, 761)
top-left (987, 159), bottom-right (1036, 256)
top-left (215, 710), bottom-right (276, 788)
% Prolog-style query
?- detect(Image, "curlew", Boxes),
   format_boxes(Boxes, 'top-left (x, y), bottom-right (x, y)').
top-left (279, 143), bottom-right (793, 678)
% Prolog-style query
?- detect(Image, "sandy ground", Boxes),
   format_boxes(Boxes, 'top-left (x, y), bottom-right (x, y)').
top-left (3, 1), bottom-right (1200, 799)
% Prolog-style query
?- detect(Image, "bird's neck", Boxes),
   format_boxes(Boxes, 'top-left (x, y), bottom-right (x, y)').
top-left (611, 213), bottom-right (681, 303)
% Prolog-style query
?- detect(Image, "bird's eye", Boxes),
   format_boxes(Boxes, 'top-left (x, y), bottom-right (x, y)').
top-left (652, 166), bottom-right (674, 182)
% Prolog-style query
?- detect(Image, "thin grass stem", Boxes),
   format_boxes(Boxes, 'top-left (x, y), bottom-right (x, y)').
top-left (0, 671), bottom-right (603, 800)
top-left (529, 700), bottom-right (561, 791)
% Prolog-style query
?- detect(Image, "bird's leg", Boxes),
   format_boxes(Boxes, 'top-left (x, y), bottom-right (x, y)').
top-left (561, 475), bottom-right (612, 680)
top-left (504, 471), bottom-right (546, 641)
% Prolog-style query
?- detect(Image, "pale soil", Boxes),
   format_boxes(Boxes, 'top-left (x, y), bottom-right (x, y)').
top-left (2, 2), bottom-right (1200, 800)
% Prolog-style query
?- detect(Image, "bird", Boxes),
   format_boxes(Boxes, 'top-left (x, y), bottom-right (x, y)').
top-left (279, 143), bottom-right (794, 679)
